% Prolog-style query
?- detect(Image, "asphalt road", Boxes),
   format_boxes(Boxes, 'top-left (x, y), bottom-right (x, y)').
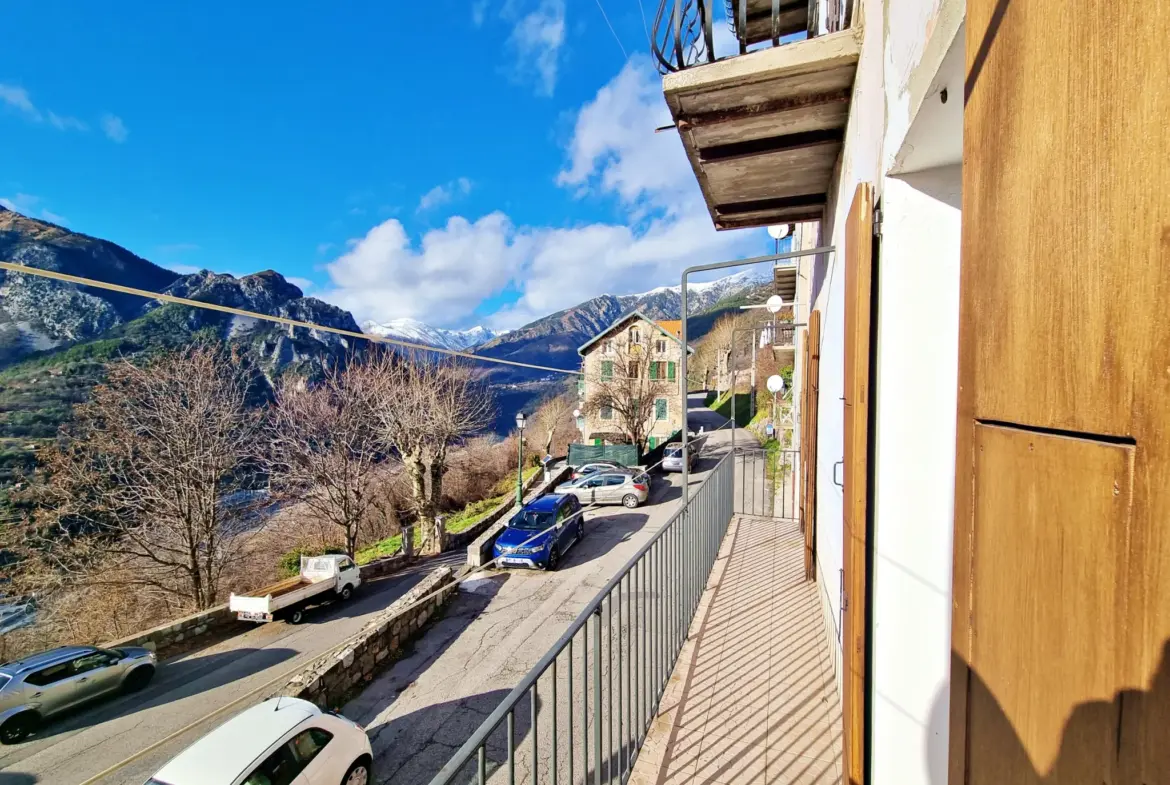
top-left (0, 555), bottom-right (459, 785)
top-left (344, 400), bottom-right (749, 785)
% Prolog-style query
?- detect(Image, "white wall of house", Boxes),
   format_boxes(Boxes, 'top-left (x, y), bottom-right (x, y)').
top-left (869, 166), bottom-right (960, 785)
top-left (807, 2), bottom-right (964, 782)
top-left (810, 0), bottom-right (888, 698)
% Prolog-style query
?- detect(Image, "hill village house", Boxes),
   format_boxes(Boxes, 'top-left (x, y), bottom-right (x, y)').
top-left (576, 313), bottom-right (693, 449)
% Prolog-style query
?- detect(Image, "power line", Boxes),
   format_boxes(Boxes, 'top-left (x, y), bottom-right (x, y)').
top-left (593, 0), bottom-right (630, 60)
top-left (0, 261), bottom-right (582, 378)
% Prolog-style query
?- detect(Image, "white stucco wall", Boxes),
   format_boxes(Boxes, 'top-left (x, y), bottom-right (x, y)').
top-left (807, 2), bottom-right (964, 779)
top-left (869, 166), bottom-right (960, 785)
top-left (810, 0), bottom-right (887, 696)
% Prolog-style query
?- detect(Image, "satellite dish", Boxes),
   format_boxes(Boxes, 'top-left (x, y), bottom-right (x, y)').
top-left (766, 295), bottom-right (785, 314)
top-left (767, 375), bottom-right (785, 394)
top-left (766, 224), bottom-right (792, 240)
top-left (572, 409), bottom-right (581, 419)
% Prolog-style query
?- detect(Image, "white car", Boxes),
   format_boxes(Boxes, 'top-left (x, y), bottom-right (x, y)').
top-left (149, 697), bottom-right (372, 785)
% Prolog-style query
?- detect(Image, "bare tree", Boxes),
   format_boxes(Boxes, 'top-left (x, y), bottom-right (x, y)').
top-left (582, 343), bottom-right (674, 454)
top-left (33, 346), bottom-right (269, 610)
top-left (699, 313), bottom-right (740, 395)
top-left (269, 365), bottom-right (395, 558)
top-left (528, 387), bottom-right (577, 458)
top-left (361, 351), bottom-right (494, 553)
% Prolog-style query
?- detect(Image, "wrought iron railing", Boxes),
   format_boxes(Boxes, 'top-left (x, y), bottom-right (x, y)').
top-left (651, 0), bottom-right (717, 73)
top-left (653, 0), bottom-right (853, 74)
top-left (427, 454), bottom-right (734, 785)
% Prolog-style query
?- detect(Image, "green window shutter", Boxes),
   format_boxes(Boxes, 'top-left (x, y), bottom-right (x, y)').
top-left (655, 398), bottom-right (667, 420)
top-left (601, 361), bottom-right (613, 380)
top-left (649, 362), bottom-right (659, 380)
top-left (649, 436), bottom-right (658, 449)
top-left (668, 361), bottom-right (676, 380)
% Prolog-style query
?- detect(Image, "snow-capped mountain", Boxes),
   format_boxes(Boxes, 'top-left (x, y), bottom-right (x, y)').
top-left (363, 318), bottom-right (499, 351)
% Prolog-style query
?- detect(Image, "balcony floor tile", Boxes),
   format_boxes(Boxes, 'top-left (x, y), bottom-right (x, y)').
top-left (629, 514), bottom-right (841, 784)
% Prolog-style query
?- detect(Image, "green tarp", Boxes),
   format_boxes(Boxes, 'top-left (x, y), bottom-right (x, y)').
top-left (567, 443), bottom-right (640, 468)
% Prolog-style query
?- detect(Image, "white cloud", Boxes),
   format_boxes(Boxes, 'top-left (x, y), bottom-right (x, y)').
top-left (472, 0), bottom-right (488, 26)
top-left (320, 57), bottom-right (763, 330)
top-left (417, 177), bottom-right (473, 212)
top-left (0, 84), bottom-right (40, 120)
top-left (101, 114), bottom-right (128, 143)
top-left (165, 263), bottom-right (203, 275)
top-left (508, 0), bottom-right (566, 96)
top-left (0, 84), bottom-right (108, 138)
top-left (322, 213), bottom-right (525, 325)
top-left (1, 193), bottom-right (69, 225)
top-left (47, 111), bottom-right (87, 131)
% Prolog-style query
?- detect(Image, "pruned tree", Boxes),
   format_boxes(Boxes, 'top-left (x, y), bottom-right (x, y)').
top-left (701, 313), bottom-right (740, 395)
top-left (581, 342), bottom-right (674, 454)
top-left (269, 364), bottom-right (395, 558)
top-left (33, 345), bottom-right (269, 610)
top-left (360, 351), bottom-right (495, 553)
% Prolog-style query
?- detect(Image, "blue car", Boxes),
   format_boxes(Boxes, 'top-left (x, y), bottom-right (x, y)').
top-left (493, 494), bottom-right (585, 571)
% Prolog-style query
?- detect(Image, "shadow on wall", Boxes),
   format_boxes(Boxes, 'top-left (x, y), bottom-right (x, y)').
top-left (928, 639), bottom-right (1170, 783)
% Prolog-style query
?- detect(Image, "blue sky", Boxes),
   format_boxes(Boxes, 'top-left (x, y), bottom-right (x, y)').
top-left (0, 0), bottom-right (769, 330)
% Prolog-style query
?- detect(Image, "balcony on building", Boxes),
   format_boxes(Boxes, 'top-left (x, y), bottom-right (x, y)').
top-left (654, 0), bottom-right (860, 230)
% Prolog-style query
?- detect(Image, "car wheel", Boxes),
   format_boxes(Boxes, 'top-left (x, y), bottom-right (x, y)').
top-left (342, 757), bottom-right (371, 785)
top-left (577, 521), bottom-right (585, 541)
top-left (622, 494), bottom-right (640, 508)
top-left (340, 584), bottom-right (353, 601)
top-left (289, 608), bottom-right (306, 625)
top-left (0, 712), bottom-right (38, 745)
top-left (123, 665), bottom-right (155, 693)
top-left (546, 546), bottom-right (560, 571)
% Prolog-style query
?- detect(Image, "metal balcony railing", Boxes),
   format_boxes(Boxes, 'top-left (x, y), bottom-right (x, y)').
top-left (427, 454), bottom-right (734, 785)
top-left (652, 0), bottom-right (852, 73)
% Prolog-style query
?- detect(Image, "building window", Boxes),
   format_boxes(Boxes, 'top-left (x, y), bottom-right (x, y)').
top-left (655, 338), bottom-right (667, 354)
top-left (667, 361), bottom-right (676, 381)
top-left (628, 362), bottom-right (639, 379)
top-left (601, 360), bottom-right (613, 380)
top-left (630, 327), bottom-right (641, 344)
top-left (655, 398), bottom-right (668, 421)
top-left (602, 339), bottom-right (613, 354)
top-left (649, 361), bottom-right (660, 380)
top-left (601, 404), bottom-right (613, 420)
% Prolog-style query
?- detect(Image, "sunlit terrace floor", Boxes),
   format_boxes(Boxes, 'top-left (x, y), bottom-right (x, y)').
top-left (630, 515), bottom-right (842, 784)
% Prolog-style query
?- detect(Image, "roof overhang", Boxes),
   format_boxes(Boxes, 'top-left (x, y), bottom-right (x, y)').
top-left (662, 28), bottom-right (861, 230)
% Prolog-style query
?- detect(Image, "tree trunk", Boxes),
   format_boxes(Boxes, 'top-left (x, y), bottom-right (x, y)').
top-left (404, 454), bottom-right (433, 551)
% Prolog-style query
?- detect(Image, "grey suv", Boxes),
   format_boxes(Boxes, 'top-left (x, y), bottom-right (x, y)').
top-left (0, 645), bottom-right (157, 744)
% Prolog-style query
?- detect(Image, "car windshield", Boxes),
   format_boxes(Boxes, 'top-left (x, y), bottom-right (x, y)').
top-left (509, 510), bottom-right (555, 531)
top-left (0, 674), bottom-right (9, 690)
top-left (665, 447), bottom-right (681, 457)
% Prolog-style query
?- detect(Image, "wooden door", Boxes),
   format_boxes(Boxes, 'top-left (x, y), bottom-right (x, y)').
top-left (842, 182), bottom-right (875, 785)
top-left (951, 1), bottom-right (1170, 783)
top-left (800, 309), bottom-right (822, 582)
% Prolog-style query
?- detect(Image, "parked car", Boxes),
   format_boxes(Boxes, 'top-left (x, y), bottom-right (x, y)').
top-left (570, 461), bottom-right (627, 481)
top-left (493, 494), bottom-right (585, 571)
top-left (148, 697), bottom-right (372, 785)
top-left (0, 645), bottom-right (157, 744)
top-left (230, 554), bottom-right (361, 625)
top-left (661, 444), bottom-right (696, 473)
top-left (556, 471), bottom-right (650, 508)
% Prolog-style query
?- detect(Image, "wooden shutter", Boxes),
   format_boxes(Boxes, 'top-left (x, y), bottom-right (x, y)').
top-left (951, 2), bottom-right (1170, 783)
top-left (601, 361), bottom-right (613, 380)
top-left (667, 361), bottom-right (676, 381)
top-left (800, 309), bottom-right (822, 582)
top-left (842, 182), bottom-right (875, 785)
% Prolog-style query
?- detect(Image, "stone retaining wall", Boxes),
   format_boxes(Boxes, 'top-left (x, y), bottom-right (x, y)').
top-left (103, 604), bottom-right (244, 654)
top-left (466, 465), bottom-right (573, 568)
top-left (275, 566), bottom-right (458, 709)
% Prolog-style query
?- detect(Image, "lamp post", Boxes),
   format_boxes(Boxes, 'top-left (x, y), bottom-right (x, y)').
top-left (515, 411), bottom-right (527, 507)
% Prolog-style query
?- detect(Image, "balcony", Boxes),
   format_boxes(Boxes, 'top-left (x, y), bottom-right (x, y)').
top-left (654, 0), bottom-right (861, 230)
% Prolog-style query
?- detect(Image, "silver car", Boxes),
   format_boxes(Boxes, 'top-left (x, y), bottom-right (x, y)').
top-left (569, 461), bottom-right (626, 482)
top-left (0, 645), bottom-right (157, 744)
top-left (557, 472), bottom-right (650, 508)
top-left (661, 444), bottom-right (696, 473)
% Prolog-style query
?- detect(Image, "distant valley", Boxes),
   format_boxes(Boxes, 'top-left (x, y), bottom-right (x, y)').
top-left (0, 205), bottom-right (769, 488)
